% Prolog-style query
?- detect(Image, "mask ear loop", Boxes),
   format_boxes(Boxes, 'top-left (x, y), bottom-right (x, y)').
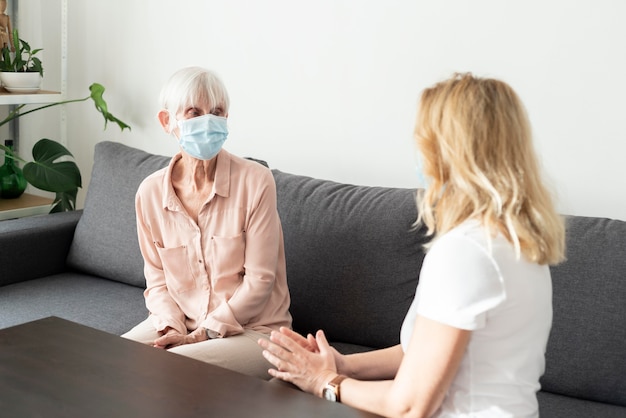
top-left (168, 111), bottom-right (181, 139)
top-left (414, 148), bottom-right (432, 190)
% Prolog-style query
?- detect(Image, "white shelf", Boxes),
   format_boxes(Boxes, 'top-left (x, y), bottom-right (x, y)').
top-left (0, 0), bottom-right (67, 220)
top-left (0, 90), bottom-right (63, 105)
top-left (0, 193), bottom-right (53, 220)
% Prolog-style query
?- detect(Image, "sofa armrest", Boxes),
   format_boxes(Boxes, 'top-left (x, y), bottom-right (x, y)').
top-left (0, 210), bottom-right (82, 287)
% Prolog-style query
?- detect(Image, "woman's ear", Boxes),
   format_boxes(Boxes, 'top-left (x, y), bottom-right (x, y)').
top-left (157, 110), bottom-right (172, 133)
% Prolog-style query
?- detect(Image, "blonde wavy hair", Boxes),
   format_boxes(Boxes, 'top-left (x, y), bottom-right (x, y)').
top-left (415, 73), bottom-right (565, 265)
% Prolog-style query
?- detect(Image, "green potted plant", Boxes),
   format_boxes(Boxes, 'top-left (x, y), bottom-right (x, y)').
top-left (0, 28), bottom-right (44, 92)
top-left (0, 83), bottom-right (131, 212)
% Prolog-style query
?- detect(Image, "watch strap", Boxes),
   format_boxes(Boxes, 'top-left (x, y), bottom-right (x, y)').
top-left (204, 328), bottom-right (220, 339)
top-left (326, 374), bottom-right (347, 402)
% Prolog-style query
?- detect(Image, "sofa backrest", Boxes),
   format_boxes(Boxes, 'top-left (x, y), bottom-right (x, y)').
top-left (66, 142), bottom-right (626, 407)
top-left (66, 142), bottom-right (270, 288)
top-left (67, 141), bottom-right (426, 351)
top-left (272, 170), bottom-right (427, 350)
top-left (67, 142), bottom-right (170, 287)
top-left (541, 215), bottom-right (626, 407)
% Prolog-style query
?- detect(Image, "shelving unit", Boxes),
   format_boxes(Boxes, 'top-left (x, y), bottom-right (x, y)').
top-left (0, 193), bottom-right (53, 220)
top-left (0, 90), bottom-right (62, 105)
top-left (0, 0), bottom-right (67, 220)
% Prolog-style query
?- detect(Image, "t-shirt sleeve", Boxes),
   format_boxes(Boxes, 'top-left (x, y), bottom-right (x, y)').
top-left (415, 233), bottom-right (506, 330)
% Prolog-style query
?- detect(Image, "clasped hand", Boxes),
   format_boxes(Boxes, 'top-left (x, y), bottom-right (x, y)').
top-left (153, 326), bottom-right (207, 349)
top-left (258, 327), bottom-right (343, 396)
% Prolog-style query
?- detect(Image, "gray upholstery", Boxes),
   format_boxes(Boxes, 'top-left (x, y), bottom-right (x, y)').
top-left (272, 169), bottom-right (427, 349)
top-left (67, 142), bottom-right (170, 287)
top-left (0, 273), bottom-right (146, 335)
top-left (0, 141), bottom-right (624, 416)
top-left (542, 215), bottom-right (626, 407)
top-left (538, 391), bottom-right (626, 418)
top-left (0, 210), bottom-right (81, 287)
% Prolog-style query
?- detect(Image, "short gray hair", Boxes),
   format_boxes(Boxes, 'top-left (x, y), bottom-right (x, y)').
top-left (159, 66), bottom-right (230, 127)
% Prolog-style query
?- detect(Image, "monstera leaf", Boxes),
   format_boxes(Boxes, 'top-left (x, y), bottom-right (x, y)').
top-left (22, 139), bottom-right (81, 211)
top-left (0, 82), bottom-right (130, 212)
top-left (50, 188), bottom-right (78, 213)
top-left (89, 83), bottom-right (131, 131)
top-left (23, 139), bottom-right (81, 191)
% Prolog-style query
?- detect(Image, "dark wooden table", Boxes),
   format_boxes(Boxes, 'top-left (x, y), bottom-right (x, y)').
top-left (0, 317), bottom-right (379, 417)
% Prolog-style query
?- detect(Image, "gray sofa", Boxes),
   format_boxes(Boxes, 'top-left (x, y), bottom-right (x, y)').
top-left (1, 141), bottom-right (624, 417)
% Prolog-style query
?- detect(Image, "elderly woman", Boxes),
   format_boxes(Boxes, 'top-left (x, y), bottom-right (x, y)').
top-left (259, 73), bottom-right (565, 416)
top-left (123, 66), bottom-right (292, 380)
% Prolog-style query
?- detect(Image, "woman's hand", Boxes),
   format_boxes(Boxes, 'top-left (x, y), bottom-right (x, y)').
top-left (259, 327), bottom-right (338, 396)
top-left (276, 327), bottom-right (348, 375)
top-left (153, 326), bottom-right (207, 349)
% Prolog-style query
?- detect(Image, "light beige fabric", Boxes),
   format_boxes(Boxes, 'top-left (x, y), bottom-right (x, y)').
top-left (123, 317), bottom-right (273, 380)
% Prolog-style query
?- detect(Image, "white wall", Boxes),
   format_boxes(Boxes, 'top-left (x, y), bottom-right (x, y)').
top-left (23, 0), bottom-right (626, 220)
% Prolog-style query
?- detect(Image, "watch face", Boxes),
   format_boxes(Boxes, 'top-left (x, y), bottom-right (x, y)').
top-left (323, 387), bottom-right (337, 402)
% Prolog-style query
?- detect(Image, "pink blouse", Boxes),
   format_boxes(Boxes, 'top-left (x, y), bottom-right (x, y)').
top-left (135, 149), bottom-right (292, 337)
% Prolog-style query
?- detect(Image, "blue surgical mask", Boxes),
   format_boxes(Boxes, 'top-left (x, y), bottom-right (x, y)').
top-left (414, 150), bottom-right (432, 190)
top-left (176, 113), bottom-right (228, 160)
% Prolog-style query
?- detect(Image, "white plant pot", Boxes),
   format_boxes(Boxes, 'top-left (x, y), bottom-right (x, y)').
top-left (0, 72), bottom-right (42, 93)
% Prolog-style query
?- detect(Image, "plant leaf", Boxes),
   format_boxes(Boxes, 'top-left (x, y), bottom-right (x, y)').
top-left (31, 137), bottom-right (75, 161)
top-left (22, 139), bottom-right (82, 192)
top-left (0, 47), bottom-right (11, 71)
top-left (89, 83), bottom-right (132, 131)
top-left (0, 143), bottom-right (27, 164)
top-left (50, 189), bottom-right (77, 213)
top-left (21, 38), bottom-right (31, 52)
top-left (11, 29), bottom-right (19, 56)
top-left (31, 57), bottom-right (43, 76)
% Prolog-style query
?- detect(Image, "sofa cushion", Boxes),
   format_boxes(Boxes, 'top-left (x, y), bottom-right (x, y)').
top-left (538, 391), bottom-right (626, 418)
top-left (272, 170), bottom-right (427, 350)
top-left (0, 210), bottom-right (81, 287)
top-left (0, 272), bottom-right (147, 335)
top-left (67, 142), bottom-right (170, 287)
top-left (541, 216), bottom-right (626, 407)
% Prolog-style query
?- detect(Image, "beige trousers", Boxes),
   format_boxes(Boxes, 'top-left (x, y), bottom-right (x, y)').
top-left (122, 318), bottom-right (273, 380)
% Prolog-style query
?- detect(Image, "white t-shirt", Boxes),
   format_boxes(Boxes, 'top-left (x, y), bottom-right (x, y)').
top-left (400, 220), bottom-right (552, 418)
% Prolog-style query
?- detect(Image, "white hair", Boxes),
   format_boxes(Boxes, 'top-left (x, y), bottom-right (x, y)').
top-left (159, 66), bottom-right (230, 129)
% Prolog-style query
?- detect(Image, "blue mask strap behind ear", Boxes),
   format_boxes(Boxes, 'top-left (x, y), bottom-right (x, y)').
top-left (414, 149), bottom-right (432, 190)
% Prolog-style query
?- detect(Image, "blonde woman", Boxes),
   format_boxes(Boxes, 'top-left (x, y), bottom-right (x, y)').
top-left (258, 73), bottom-right (565, 417)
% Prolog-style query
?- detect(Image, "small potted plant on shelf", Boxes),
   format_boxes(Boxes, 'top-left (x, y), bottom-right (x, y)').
top-left (0, 28), bottom-right (43, 93)
top-left (0, 83), bottom-right (131, 212)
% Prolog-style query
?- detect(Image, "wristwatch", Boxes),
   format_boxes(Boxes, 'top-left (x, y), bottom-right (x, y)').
top-left (322, 374), bottom-right (347, 402)
top-left (204, 328), bottom-right (220, 339)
